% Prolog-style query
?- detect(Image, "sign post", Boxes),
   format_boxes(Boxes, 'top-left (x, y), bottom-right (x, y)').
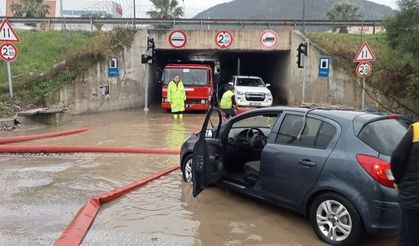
top-left (354, 42), bottom-right (375, 110)
top-left (0, 18), bottom-right (20, 98)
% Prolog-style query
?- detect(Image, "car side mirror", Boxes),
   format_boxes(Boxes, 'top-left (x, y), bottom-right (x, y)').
top-left (266, 84), bottom-right (271, 87)
top-left (228, 82), bottom-right (233, 86)
top-left (205, 129), bottom-right (214, 138)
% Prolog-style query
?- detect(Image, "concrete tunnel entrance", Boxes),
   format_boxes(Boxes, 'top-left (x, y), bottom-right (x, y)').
top-left (148, 49), bottom-right (290, 106)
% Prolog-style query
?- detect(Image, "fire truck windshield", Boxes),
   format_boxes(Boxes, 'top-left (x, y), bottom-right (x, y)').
top-left (163, 68), bottom-right (208, 86)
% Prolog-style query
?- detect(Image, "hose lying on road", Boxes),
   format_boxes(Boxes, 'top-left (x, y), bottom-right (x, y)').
top-left (0, 145), bottom-right (180, 155)
top-left (0, 128), bottom-right (90, 145)
top-left (54, 165), bottom-right (180, 246)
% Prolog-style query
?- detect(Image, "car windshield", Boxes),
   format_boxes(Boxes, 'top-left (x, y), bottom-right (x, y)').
top-left (236, 78), bottom-right (265, 87)
top-left (163, 68), bottom-right (208, 86)
top-left (232, 114), bottom-right (279, 129)
top-left (358, 119), bottom-right (407, 156)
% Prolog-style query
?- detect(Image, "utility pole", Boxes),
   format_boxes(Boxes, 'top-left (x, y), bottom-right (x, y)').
top-left (133, 0), bottom-right (136, 29)
top-left (59, 0), bottom-right (65, 30)
top-left (302, 0), bottom-right (306, 34)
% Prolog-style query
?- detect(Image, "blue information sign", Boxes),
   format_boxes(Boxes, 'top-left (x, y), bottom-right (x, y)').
top-left (318, 56), bottom-right (330, 78)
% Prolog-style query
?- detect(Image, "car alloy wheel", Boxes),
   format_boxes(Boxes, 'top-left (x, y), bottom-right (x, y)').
top-left (181, 154), bottom-right (193, 183)
top-left (185, 159), bottom-right (193, 182)
top-left (316, 200), bottom-right (352, 242)
top-left (310, 192), bottom-right (362, 245)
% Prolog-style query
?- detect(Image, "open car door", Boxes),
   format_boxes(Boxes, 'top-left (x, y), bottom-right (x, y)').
top-left (192, 107), bottom-right (224, 197)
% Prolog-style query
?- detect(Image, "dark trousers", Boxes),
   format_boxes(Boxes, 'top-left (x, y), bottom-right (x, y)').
top-left (397, 207), bottom-right (419, 246)
top-left (222, 108), bottom-right (236, 118)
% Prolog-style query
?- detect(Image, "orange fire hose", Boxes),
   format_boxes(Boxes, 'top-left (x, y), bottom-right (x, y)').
top-left (0, 145), bottom-right (180, 155)
top-left (54, 165), bottom-right (180, 246)
top-left (0, 128), bottom-right (90, 145)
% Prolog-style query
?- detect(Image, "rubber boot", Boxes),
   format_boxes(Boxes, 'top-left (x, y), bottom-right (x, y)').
top-left (179, 114), bottom-right (183, 119)
top-left (173, 114), bottom-right (178, 119)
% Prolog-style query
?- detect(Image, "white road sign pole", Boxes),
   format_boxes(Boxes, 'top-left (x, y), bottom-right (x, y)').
top-left (302, 40), bottom-right (309, 104)
top-left (362, 77), bottom-right (366, 110)
top-left (7, 62), bottom-right (13, 98)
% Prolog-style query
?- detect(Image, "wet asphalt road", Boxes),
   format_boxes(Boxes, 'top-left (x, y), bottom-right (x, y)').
top-left (0, 107), bottom-right (396, 245)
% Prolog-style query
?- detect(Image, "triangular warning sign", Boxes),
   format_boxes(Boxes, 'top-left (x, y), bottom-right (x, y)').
top-left (354, 41), bottom-right (375, 62)
top-left (0, 18), bottom-right (20, 43)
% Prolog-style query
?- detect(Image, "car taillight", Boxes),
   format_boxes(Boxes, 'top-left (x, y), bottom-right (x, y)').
top-left (356, 154), bottom-right (395, 188)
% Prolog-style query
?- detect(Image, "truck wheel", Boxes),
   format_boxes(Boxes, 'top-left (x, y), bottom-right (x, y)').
top-left (181, 154), bottom-right (193, 183)
top-left (310, 192), bottom-right (362, 245)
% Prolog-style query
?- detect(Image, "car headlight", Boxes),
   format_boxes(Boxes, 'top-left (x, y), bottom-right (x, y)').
top-left (267, 92), bottom-right (272, 97)
top-left (237, 91), bottom-right (244, 95)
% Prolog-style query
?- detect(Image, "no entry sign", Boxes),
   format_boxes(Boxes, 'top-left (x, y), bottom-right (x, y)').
top-left (215, 30), bottom-right (233, 49)
top-left (169, 30), bottom-right (187, 48)
top-left (0, 43), bottom-right (18, 62)
top-left (260, 30), bottom-right (278, 49)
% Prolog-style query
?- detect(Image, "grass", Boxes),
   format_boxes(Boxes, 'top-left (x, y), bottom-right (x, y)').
top-left (0, 28), bottom-right (136, 117)
top-left (308, 32), bottom-right (418, 117)
top-left (0, 30), bottom-right (98, 93)
top-left (307, 32), bottom-right (389, 65)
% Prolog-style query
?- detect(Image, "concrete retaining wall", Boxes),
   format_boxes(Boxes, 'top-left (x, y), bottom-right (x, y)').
top-left (45, 31), bottom-right (149, 114)
top-left (45, 28), bottom-right (366, 114)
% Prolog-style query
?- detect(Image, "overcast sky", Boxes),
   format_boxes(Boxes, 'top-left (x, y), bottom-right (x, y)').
top-left (0, 0), bottom-right (399, 18)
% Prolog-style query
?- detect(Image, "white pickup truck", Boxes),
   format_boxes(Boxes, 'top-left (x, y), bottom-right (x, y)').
top-left (228, 75), bottom-right (273, 107)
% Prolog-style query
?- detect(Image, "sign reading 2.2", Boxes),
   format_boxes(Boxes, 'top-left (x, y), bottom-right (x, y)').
top-left (215, 30), bottom-right (233, 49)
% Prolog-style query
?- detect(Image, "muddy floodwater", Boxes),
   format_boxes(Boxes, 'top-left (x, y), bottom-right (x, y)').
top-left (0, 107), bottom-right (396, 245)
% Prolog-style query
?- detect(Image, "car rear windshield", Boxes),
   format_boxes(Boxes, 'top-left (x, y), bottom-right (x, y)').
top-left (358, 119), bottom-right (407, 156)
top-left (236, 78), bottom-right (265, 87)
top-left (163, 68), bottom-right (208, 86)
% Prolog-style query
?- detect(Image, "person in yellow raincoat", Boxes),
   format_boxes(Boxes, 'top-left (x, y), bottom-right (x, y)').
top-left (167, 75), bottom-right (186, 119)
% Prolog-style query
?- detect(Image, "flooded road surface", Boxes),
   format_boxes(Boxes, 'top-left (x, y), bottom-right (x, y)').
top-left (0, 107), bottom-right (396, 245)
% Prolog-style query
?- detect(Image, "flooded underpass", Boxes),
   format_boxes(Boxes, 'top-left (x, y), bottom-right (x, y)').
top-left (0, 107), bottom-right (396, 245)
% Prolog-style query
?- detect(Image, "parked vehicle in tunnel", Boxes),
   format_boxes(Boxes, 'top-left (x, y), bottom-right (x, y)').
top-left (180, 106), bottom-right (409, 245)
top-left (228, 75), bottom-right (273, 107)
top-left (161, 64), bottom-right (214, 111)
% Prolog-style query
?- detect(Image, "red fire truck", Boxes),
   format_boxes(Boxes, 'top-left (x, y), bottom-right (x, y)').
top-left (161, 63), bottom-right (214, 111)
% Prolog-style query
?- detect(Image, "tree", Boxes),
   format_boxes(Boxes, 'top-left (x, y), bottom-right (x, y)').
top-left (383, 0), bottom-right (419, 101)
top-left (326, 2), bottom-right (362, 33)
top-left (10, 0), bottom-right (49, 18)
top-left (146, 0), bottom-right (184, 19)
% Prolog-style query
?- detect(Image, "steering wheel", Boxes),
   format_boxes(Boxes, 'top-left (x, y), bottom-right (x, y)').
top-left (246, 128), bottom-right (267, 151)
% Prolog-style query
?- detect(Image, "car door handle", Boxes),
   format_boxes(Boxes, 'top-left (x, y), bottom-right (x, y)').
top-left (299, 159), bottom-right (316, 167)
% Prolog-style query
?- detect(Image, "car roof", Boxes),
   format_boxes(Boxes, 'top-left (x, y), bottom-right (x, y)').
top-left (233, 75), bottom-right (262, 79)
top-left (242, 106), bottom-right (382, 125)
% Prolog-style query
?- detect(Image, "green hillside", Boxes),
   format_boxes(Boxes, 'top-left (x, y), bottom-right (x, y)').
top-left (0, 29), bottom-right (135, 117)
top-left (309, 33), bottom-right (418, 117)
top-left (194, 0), bottom-right (394, 19)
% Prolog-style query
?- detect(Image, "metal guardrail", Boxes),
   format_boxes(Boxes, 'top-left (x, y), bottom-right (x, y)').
top-left (3, 17), bottom-right (383, 27)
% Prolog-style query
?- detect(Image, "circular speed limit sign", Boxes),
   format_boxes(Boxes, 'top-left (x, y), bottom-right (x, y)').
top-left (356, 62), bottom-right (373, 77)
top-left (0, 43), bottom-right (18, 62)
top-left (215, 30), bottom-right (233, 49)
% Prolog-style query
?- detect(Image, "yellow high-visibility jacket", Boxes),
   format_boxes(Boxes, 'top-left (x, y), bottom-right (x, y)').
top-left (168, 81), bottom-right (186, 113)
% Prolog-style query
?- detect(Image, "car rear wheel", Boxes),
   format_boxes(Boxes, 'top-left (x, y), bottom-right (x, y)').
top-left (181, 154), bottom-right (193, 183)
top-left (310, 193), bottom-right (362, 246)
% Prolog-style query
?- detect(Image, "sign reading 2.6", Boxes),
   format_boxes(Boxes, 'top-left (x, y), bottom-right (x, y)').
top-left (215, 30), bottom-right (233, 49)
